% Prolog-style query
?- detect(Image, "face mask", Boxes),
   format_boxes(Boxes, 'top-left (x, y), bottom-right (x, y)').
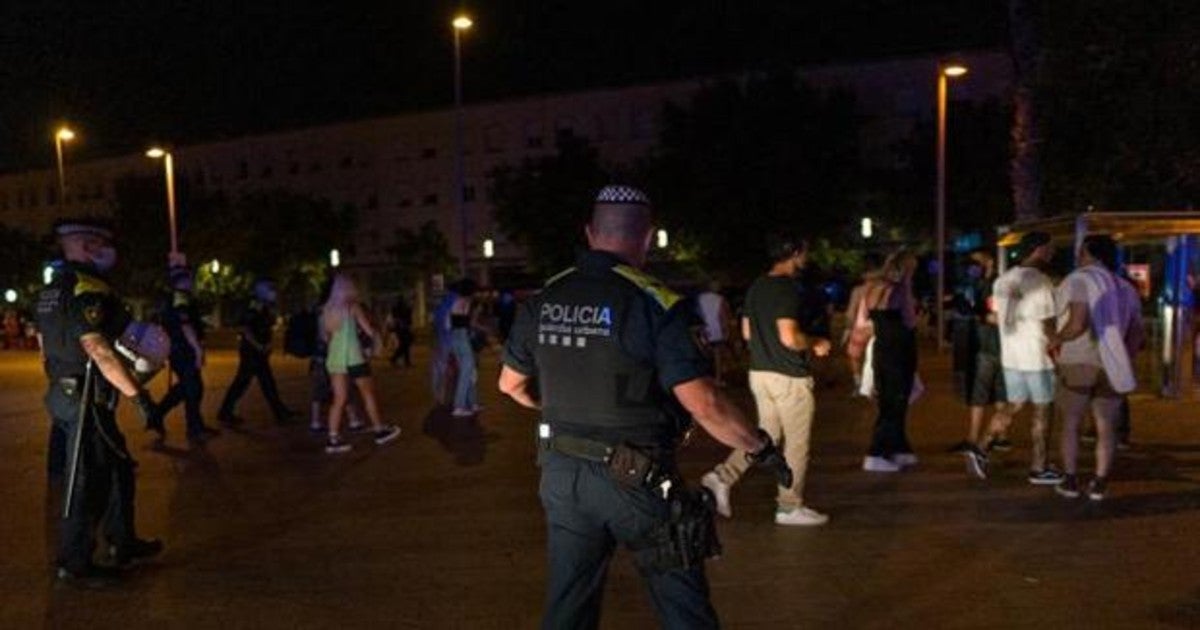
top-left (91, 246), bottom-right (117, 272)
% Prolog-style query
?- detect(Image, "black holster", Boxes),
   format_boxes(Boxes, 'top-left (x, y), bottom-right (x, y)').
top-left (639, 485), bottom-right (722, 573)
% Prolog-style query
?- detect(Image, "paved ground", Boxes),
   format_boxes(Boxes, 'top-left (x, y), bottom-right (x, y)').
top-left (1, 342), bottom-right (1199, 629)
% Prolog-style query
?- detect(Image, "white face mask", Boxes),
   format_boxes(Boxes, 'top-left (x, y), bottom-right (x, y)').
top-left (91, 246), bottom-right (117, 272)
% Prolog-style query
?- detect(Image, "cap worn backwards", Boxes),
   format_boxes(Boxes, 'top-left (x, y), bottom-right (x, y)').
top-left (594, 184), bottom-right (651, 207)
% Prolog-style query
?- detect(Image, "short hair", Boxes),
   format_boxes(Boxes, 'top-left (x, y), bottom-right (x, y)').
top-left (766, 233), bottom-right (807, 263)
top-left (1081, 234), bottom-right (1119, 270)
top-left (589, 203), bottom-right (652, 241)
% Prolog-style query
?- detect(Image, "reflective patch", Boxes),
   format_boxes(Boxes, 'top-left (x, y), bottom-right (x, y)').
top-left (611, 265), bottom-right (681, 310)
top-left (74, 273), bottom-right (111, 296)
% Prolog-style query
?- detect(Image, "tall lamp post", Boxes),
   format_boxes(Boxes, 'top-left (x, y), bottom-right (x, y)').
top-left (452, 14), bottom-right (473, 279)
top-left (146, 147), bottom-right (180, 258)
top-left (935, 62), bottom-right (967, 351)
top-left (54, 127), bottom-right (76, 211)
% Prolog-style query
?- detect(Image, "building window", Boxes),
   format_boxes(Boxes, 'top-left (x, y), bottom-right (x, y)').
top-left (366, 193), bottom-right (379, 210)
top-left (630, 107), bottom-right (655, 139)
top-left (484, 124), bottom-right (506, 153)
top-left (524, 121), bottom-right (544, 148)
top-left (463, 186), bottom-right (476, 203)
top-left (421, 147), bottom-right (437, 159)
top-left (398, 197), bottom-right (413, 208)
top-left (309, 162), bottom-right (322, 173)
top-left (340, 156), bottom-right (354, 169)
top-left (238, 161), bottom-right (249, 180)
top-left (422, 193), bottom-right (439, 206)
top-left (288, 162), bottom-right (300, 175)
top-left (261, 165), bottom-right (273, 179)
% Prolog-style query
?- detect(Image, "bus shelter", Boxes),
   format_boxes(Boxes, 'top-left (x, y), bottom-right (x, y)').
top-left (997, 212), bottom-right (1200, 399)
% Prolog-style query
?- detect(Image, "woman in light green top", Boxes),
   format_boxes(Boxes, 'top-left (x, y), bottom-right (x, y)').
top-left (320, 273), bottom-right (401, 453)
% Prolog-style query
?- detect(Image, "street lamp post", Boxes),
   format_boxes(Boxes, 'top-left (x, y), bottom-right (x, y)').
top-left (54, 127), bottom-right (76, 211)
top-left (452, 14), bottom-right (473, 279)
top-left (936, 62), bottom-right (967, 351)
top-left (146, 147), bottom-right (179, 257)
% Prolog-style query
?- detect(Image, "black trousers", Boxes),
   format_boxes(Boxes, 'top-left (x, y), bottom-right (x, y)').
top-left (219, 343), bottom-right (288, 420)
top-left (158, 360), bottom-right (205, 434)
top-left (868, 311), bottom-right (916, 457)
top-left (390, 329), bottom-right (413, 366)
top-left (45, 386), bottom-right (137, 571)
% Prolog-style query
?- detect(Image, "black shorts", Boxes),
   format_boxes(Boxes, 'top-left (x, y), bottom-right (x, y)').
top-left (347, 363), bottom-right (372, 379)
top-left (956, 352), bottom-right (1006, 406)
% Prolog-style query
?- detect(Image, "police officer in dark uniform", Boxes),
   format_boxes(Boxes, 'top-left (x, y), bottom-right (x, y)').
top-left (498, 185), bottom-right (792, 629)
top-left (218, 278), bottom-right (296, 425)
top-left (36, 218), bottom-right (163, 587)
top-left (151, 265), bottom-right (219, 442)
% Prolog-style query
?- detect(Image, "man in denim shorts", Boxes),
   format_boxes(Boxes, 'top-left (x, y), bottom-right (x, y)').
top-left (991, 232), bottom-right (1064, 485)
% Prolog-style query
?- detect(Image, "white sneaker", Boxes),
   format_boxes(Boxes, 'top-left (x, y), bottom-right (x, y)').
top-left (863, 456), bottom-right (902, 472)
top-left (775, 506), bottom-right (829, 527)
top-left (701, 472), bottom-right (732, 518)
top-left (451, 408), bottom-right (475, 418)
top-left (892, 453), bottom-right (919, 467)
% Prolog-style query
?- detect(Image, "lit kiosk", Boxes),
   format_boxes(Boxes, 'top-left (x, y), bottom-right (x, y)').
top-left (997, 212), bottom-right (1200, 398)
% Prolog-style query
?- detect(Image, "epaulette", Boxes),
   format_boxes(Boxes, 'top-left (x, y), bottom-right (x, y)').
top-left (544, 267), bottom-right (577, 288)
top-left (73, 272), bottom-right (111, 296)
top-left (612, 264), bottom-right (681, 310)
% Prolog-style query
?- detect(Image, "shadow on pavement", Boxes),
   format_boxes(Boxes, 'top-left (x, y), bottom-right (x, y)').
top-left (422, 407), bottom-right (486, 466)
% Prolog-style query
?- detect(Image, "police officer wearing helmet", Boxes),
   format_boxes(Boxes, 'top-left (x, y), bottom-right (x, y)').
top-left (151, 265), bottom-right (218, 443)
top-left (35, 218), bottom-right (163, 587)
top-left (499, 185), bottom-right (792, 629)
top-left (217, 277), bottom-right (296, 425)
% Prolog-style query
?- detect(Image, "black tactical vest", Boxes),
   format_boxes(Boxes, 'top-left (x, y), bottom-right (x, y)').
top-left (35, 264), bottom-right (126, 380)
top-left (534, 261), bottom-right (676, 444)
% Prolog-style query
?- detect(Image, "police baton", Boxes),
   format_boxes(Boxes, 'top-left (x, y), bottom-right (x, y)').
top-left (62, 360), bottom-right (94, 520)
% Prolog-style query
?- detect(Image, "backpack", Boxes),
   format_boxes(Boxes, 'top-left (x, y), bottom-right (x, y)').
top-left (284, 309), bottom-right (319, 358)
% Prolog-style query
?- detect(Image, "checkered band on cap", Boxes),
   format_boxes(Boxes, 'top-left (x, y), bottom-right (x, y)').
top-left (54, 221), bottom-right (114, 240)
top-left (594, 184), bottom-right (651, 207)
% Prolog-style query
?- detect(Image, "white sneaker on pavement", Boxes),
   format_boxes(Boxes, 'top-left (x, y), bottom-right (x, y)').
top-left (775, 506), bottom-right (829, 526)
top-left (701, 472), bottom-right (732, 518)
top-left (892, 453), bottom-right (919, 467)
top-left (863, 456), bottom-right (902, 473)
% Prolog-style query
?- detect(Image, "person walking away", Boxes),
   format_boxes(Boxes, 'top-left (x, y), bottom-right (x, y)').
top-left (35, 218), bottom-right (163, 587)
top-left (860, 249), bottom-right (920, 473)
top-left (430, 286), bottom-right (459, 405)
top-left (949, 248), bottom-right (1011, 478)
top-left (695, 280), bottom-right (734, 386)
top-left (498, 184), bottom-right (792, 629)
top-left (151, 265), bottom-right (219, 444)
top-left (1050, 235), bottom-right (1142, 501)
top-left (388, 295), bottom-right (414, 368)
top-left (701, 234), bottom-right (832, 525)
top-left (217, 279), bottom-right (297, 426)
top-left (990, 231), bottom-right (1065, 485)
top-left (320, 273), bottom-right (401, 453)
top-left (449, 280), bottom-right (484, 417)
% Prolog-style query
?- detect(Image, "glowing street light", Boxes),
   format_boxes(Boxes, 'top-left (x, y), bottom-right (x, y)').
top-left (54, 126), bottom-right (76, 210)
top-left (330, 249), bottom-right (341, 268)
top-left (452, 13), bottom-right (474, 277)
top-left (656, 229), bottom-right (669, 249)
top-left (861, 217), bottom-right (874, 239)
top-left (146, 147), bottom-right (179, 255)
top-left (935, 61), bottom-right (968, 351)
top-left (210, 259), bottom-right (221, 274)
top-left (4, 289), bottom-right (16, 304)
top-left (482, 238), bottom-right (495, 259)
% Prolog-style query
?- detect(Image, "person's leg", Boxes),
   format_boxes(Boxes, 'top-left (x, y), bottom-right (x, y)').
top-left (353, 375), bottom-right (385, 428)
top-left (775, 376), bottom-right (816, 510)
top-left (1030, 402), bottom-right (1052, 471)
top-left (157, 376), bottom-right (186, 418)
top-left (99, 415), bottom-right (137, 548)
top-left (712, 371), bottom-right (774, 486)
top-left (1116, 396), bottom-right (1132, 445)
top-left (251, 352), bottom-right (290, 419)
top-left (451, 331), bottom-right (476, 411)
top-left (870, 353), bottom-right (907, 457)
top-left (181, 367), bottom-right (205, 435)
top-left (218, 346), bottom-right (256, 419)
top-left (1056, 377), bottom-right (1088, 476)
top-left (539, 456), bottom-right (615, 630)
top-left (1092, 394), bottom-right (1122, 478)
top-left (327, 374), bottom-right (349, 437)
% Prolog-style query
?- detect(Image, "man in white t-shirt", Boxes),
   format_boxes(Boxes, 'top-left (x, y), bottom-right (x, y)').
top-left (990, 231), bottom-right (1064, 485)
top-left (1049, 235), bottom-right (1143, 502)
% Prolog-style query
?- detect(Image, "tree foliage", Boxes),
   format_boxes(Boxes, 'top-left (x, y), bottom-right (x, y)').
top-left (1038, 1), bottom-right (1200, 211)
top-left (490, 132), bottom-right (612, 277)
top-left (642, 73), bottom-right (863, 282)
top-left (387, 220), bottom-right (457, 285)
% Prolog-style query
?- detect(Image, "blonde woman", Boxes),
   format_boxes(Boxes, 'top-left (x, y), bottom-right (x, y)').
top-left (321, 273), bottom-right (401, 453)
top-left (861, 249), bottom-right (919, 472)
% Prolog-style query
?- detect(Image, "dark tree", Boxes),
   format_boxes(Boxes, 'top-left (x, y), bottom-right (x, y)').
top-left (490, 132), bottom-right (612, 277)
top-left (1008, 0), bottom-right (1044, 221)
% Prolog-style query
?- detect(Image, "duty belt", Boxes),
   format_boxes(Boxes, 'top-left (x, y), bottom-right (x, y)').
top-left (538, 423), bottom-right (677, 496)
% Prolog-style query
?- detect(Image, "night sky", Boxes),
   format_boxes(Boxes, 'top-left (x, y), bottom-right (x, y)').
top-left (1, 0), bottom-right (1006, 173)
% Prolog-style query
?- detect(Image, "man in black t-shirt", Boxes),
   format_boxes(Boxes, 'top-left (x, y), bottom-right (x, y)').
top-left (702, 235), bottom-right (833, 526)
top-left (949, 248), bottom-right (1011, 479)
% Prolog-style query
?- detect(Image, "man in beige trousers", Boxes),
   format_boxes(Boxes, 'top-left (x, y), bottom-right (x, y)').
top-left (702, 234), bottom-right (831, 526)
